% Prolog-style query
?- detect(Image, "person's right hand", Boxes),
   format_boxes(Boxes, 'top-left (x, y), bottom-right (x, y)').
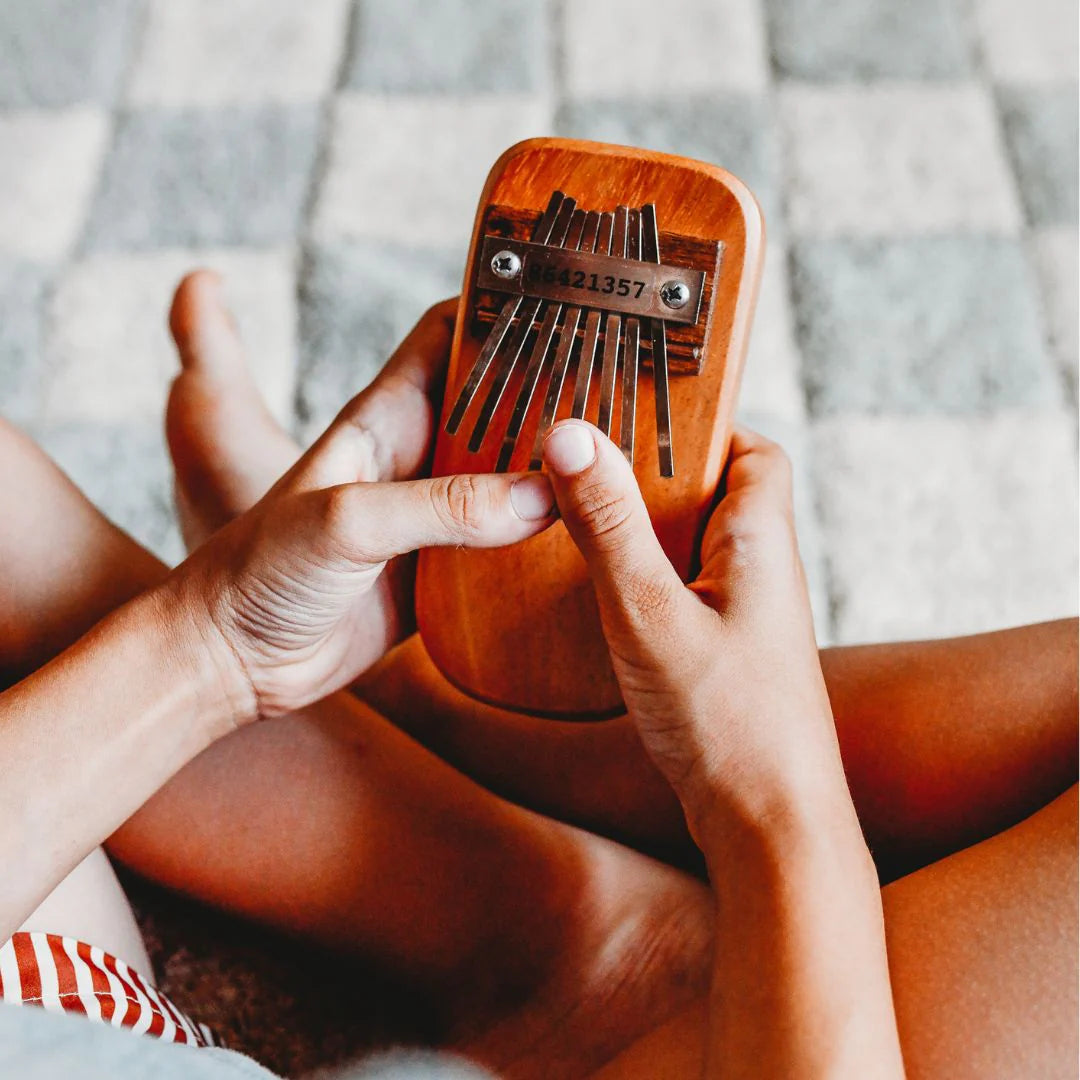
top-left (541, 420), bottom-right (855, 847)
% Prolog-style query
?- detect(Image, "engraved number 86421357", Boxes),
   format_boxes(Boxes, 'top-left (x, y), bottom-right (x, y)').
top-left (528, 261), bottom-right (647, 298)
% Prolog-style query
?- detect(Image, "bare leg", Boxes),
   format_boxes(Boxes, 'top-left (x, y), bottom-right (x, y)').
top-left (587, 785), bottom-right (1078, 1079)
top-left (164, 275), bottom-right (1078, 880)
top-left (0, 414), bottom-right (713, 1076)
top-left (0, 419), bottom-right (157, 974)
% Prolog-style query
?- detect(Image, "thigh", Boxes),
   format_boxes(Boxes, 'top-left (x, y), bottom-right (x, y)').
top-left (17, 848), bottom-right (153, 979)
top-left (884, 783), bottom-right (1077, 1079)
top-left (589, 786), bottom-right (1078, 1079)
top-left (828, 620), bottom-right (1079, 878)
top-left (359, 622), bottom-right (1079, 877)
top-left (0, 419), bottom-right (163, 685)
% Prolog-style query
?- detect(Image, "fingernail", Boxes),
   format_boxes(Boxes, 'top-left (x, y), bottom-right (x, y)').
top-left (510, 474), bottom-right (556, 520)
top-left (544, 423), bottom-right (596, 476)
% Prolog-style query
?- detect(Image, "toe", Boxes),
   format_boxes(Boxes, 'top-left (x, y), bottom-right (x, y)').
top-left (169, 269), bottom-right (246, 377)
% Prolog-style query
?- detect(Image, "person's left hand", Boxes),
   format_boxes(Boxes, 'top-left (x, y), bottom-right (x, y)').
top-left (167, 301), bottom-right (558, 721)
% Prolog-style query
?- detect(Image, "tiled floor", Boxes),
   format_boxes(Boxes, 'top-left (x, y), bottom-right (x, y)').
top-left (0, 0), bottom-right (1076, 1066)
top-left (2, 0), bottom-right (1074, 646)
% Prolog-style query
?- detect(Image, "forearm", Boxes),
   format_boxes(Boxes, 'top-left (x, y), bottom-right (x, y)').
top-left (698, 795), bottom-right (905, 1079)
top-left (0, 584), bottom-right (238, 937)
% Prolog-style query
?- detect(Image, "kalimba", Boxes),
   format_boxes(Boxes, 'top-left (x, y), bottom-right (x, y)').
top-left (417, 138), bottom-right (764, 718)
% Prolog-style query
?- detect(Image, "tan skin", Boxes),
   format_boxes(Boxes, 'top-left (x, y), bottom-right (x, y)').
top-left (2, 272), bottom-right (1076, 1076)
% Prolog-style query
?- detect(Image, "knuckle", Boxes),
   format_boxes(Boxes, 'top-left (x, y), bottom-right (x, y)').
top-left (320, 484), bottom-right (358, 538)
top-left (571, 480), bottom-right (634, 545)
top-left (435, 473), bottom-right (489, 537)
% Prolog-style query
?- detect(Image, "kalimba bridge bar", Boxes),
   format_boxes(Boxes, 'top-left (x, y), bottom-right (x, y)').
top-left (444, 190), bottom-right (724, 478)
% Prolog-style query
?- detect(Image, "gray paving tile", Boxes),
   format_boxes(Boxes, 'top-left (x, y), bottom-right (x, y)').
top-left (0, 0), bottom-right (139, 106)
top-left (1032, 227), bottom-right (1079, 400)
top-left (998, 86), bottom-right (1079, 227)
top-left (790, 236), bottom-right (1061, 415)
top-left (556, 96), bottom-right (779, 224)
top-left (767, 0), bottom-right (971, 79)
top-left (344, 0), bottom-right (551, 93)
top-left (0, 260), bottom-right (49, 425)
top-left (297, 240), bottom-right (464, 440)
top-left (29, 421), bottom-right (184, 565)
top-left (83, 106), bottom-right (321, 251)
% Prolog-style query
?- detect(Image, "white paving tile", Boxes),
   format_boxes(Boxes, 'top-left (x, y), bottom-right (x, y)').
top-left (814, 412), bottom-right (1078, 643)
top-left (43, 248), bottom-right (296, 425)
top-left (127, 0), bottom-right (350, 105)
top-left (974, 0), bottom-right (1079, 83)
top-left (312, 94), bottom-right (553, 249)
top-left (562, 0), bottom-right (769, 97)
top-left (738, 238), bottom-right (805, 422)
top-left (781, 83), bottom-right (1022, 236)
top-left (0, 108), bottom-right (108, 260)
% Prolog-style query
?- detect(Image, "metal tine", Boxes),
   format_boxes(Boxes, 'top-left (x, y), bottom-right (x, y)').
top-left (641, 203), bottom-right (674, 477)
top-left (596, 205), bottom-right (629, 437)
top-left (466, 197), bottom-right (578, 453)
top-left (445, 191), bottom-right (567, 436)
top-left (528, 210), bottom-right (601, 469)
top-left (620, 208), bottom-right (642, 463)
top-left (495, 209), bottom-right (589, 473)
top-left (569, 212), bottom-right (613, 420)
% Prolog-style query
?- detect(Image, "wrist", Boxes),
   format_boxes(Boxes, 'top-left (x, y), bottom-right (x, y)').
top-left (685, 766), bottom-right (870, 875)
top-left (154, 571), bottom-right (260, 733)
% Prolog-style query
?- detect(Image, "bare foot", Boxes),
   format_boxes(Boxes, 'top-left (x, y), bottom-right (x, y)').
top-left (165, 270), bottom-right (300, 549)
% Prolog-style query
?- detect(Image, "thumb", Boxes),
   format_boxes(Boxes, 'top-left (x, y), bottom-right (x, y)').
top-left (542, 420), bottom-right (688, 656)
top-left (319, 470), bottom-right (557, 564)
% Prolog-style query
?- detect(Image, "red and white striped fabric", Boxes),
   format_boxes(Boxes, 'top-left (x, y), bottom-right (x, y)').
top-left (0, 931), bottom-right (216, 1047)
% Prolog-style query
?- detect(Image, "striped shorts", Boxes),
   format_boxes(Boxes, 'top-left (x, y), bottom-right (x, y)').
top-left (0, 932), bottom-right (216, 1047)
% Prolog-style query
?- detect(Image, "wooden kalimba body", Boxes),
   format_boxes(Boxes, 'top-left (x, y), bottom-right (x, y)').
top-left (416, 138), bottom-right (764, 719)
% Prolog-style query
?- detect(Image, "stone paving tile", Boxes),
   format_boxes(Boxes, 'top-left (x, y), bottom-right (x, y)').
top-left (1032, 227), bottom-right (1079, 400)
top-left (562, 0), bottom-right (768, 97)
top-left (0, 0), bottom-right (139, 107)
top-left (312, 94), bottom-right (552, 250)
top-left (790, 236), bottom-right (1060, 415)
top-left (739, 239), bottom-right (805, 422)
top-left (556, 96), bottom-right (779, 224)
top-left (766, 0), bottom-right (971, 79)
top-left (0, 107), bottom-right (109, 260)
top-left (974, 0), bottom-right (1079, 83)
top-left (29, 420), bottom-right (185, 566)
top-left (83, 106), bottom-right (321, 251)
top-left (998, 86), bottom-right (1079, 227)
top-left (43, 249), bottom-right (297, 426)
top-left (736, 412), bottom-right (831, 642)
top-left (345, 0), bottom-right (551, 94)
top-left (813, 412), bottom-right (1079, 643)
top-left (298, 240), bottom-right (464, 440)
top-left (781, 84), bottom-right (1021, 236)
top-left (128, 0), bottom-right (350, 106)
top-left (0, 259), bottom-right (50, 426)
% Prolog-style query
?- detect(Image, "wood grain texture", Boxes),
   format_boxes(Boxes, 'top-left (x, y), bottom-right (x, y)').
top-left (417, 138), bottom-right (764, 718)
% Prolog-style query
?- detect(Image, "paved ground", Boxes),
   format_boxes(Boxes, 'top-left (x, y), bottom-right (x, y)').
top-left (0, 0), bottom-right (1077, 1071)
